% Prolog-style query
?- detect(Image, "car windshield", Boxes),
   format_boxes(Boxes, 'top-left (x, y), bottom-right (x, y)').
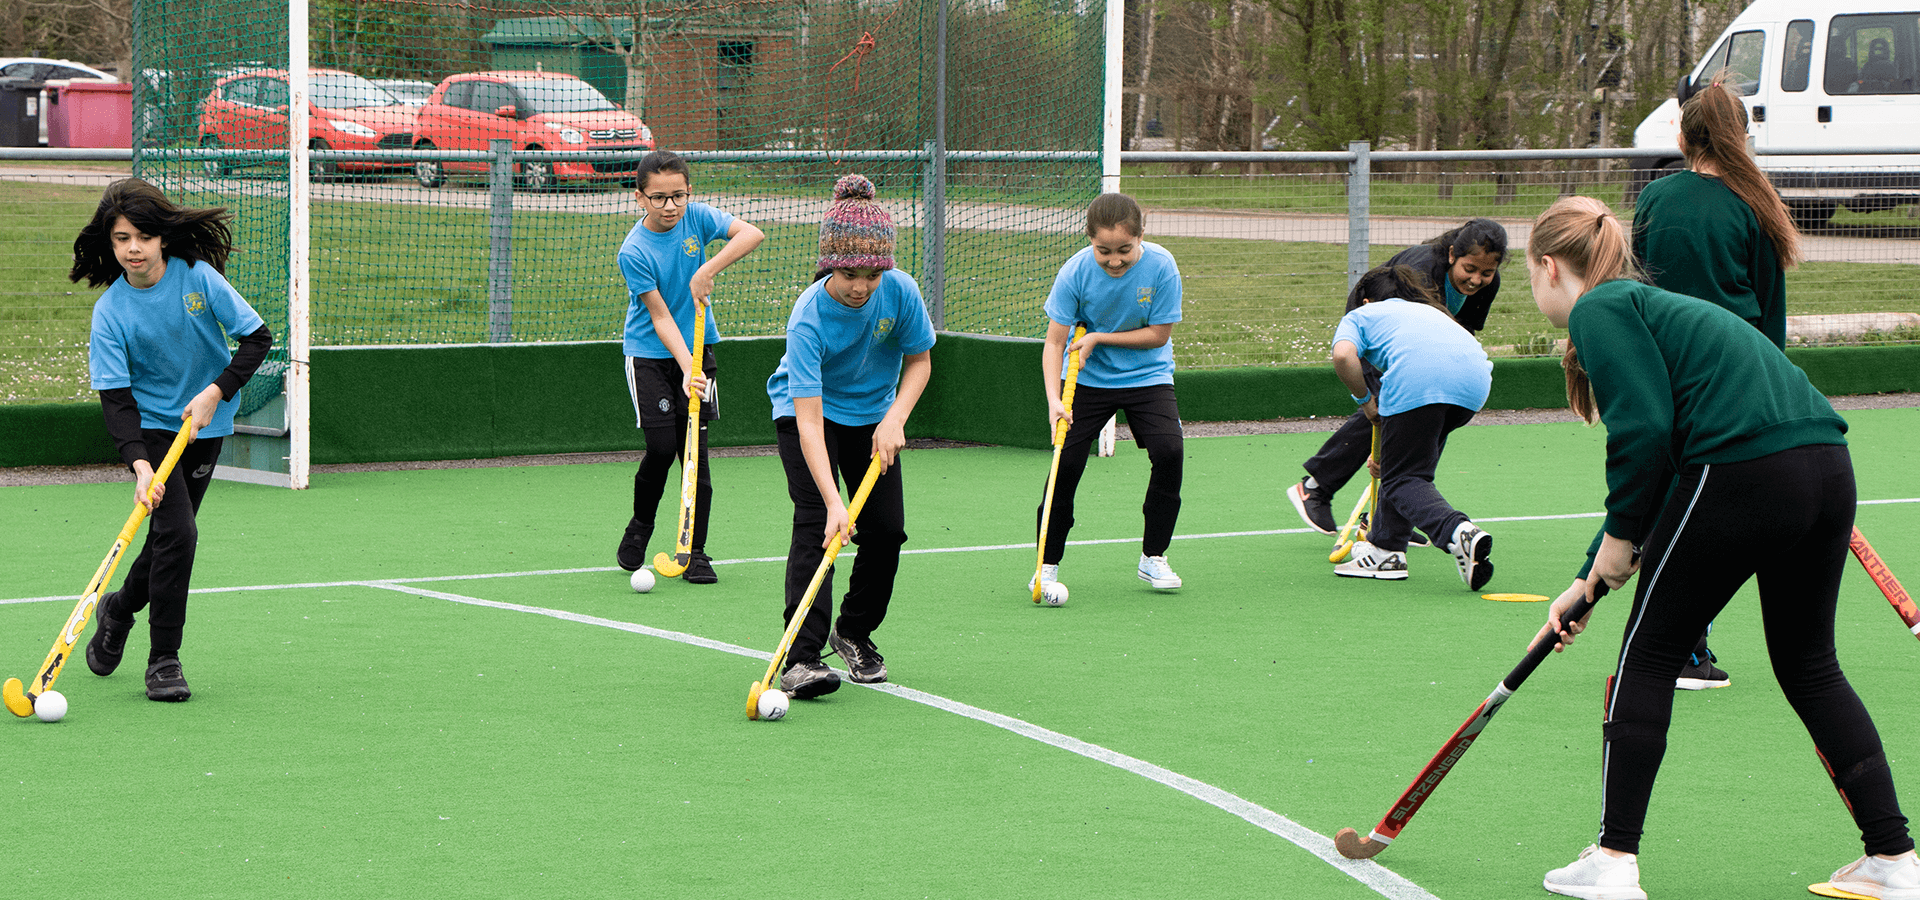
top-left (312, 73), bottom-right (399, 109)
top-left (514, 78), bottom-right (619, 114)
top-left (386, 83), bottom-right (430, 100)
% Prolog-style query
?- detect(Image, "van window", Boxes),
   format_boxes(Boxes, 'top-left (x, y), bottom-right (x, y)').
top-left (1826, 13), bottom-right (1920, 95)
top-left (1783, 20), bottom-right (1815, 92)
top-left (1695, 30), bottom-right (1765, 95)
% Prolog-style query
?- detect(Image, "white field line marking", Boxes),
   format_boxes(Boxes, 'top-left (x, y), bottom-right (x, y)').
top-left (5, 499), bottom-right (1917, 607)
top-left (367, 581), bottom-right (1441, 900)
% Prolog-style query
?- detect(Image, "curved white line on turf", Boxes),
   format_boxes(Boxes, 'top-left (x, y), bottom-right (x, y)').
top-left (364, 580), bottom-right (1442, 900)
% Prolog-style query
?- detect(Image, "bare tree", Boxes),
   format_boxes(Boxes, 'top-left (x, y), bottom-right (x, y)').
top-left (1, 0), bottom-right (133, 74)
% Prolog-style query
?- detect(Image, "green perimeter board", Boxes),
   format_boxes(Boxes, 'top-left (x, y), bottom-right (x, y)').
top-left (6, 340), bottom-right (1920, 465)
top-left (2, 413), bottom-right (1918, 899)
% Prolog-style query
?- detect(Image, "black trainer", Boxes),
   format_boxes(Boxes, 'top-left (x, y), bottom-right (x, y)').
top-left (683, 551), bottom-right (718, 584)
top-left (829, 628), bottom-right (887, 684)
top-left (1287, 477), bottom-right (1337, 534)
top-left (145, 656), bottom-right (191, 702)
top-left (778, 660), bottom-right (841, 699)
top-left (1675, 651), bottom-right (1731, 690)
top-left (1354, 512), bottom-right (1430, 547)
top-left (616, 521), bottom-right (651, 572)
top-left (86, 591), bottom-right (133, 676)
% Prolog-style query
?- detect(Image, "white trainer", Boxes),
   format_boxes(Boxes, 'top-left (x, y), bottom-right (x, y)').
top-left (1028, 563), bottom-right (1060, 593)
top-left (1831, 852), bottom-right (1920, 900)
top-left (1137, 554), bottom-right (1181, 589)
top-left (1334, 541), bottom-right (1408, 580)
top-left (1450, 521), bottom-right (1494, 590)
top-left (1543, 845), bottom-right (1646, 900)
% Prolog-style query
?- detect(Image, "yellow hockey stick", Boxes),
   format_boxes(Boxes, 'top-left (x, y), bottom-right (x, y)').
top-left (1329, 424), bottom-right (1382, 564)
top-left (653, 301), bottom-right (708, 578)
top-left (746, 452), bottom-right (888, 719)
top-left (6, 418), bottom-right (194, 717)
top-left (1034, 324), bottom-right (1087, 602)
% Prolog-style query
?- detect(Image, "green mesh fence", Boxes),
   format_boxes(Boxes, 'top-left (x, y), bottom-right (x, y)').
top-left (127, 0), bottom-right (1104, 368)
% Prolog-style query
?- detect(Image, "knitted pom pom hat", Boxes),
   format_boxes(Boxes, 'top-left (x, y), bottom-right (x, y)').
top-left (818, 174), bottom-right (895, 271)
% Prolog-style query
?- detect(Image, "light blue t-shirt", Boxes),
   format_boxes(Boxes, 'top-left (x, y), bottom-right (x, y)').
top-left (767, 269), bottom-right (937, 426)
top-left (618, 202), bottom-right (735, 358)
top-left (1043, 241), bottom-right (1182, 389)
top-left (88, 258), bottom-right (266, 438)
top-left (1332, 298), bottom-right (1491, 417)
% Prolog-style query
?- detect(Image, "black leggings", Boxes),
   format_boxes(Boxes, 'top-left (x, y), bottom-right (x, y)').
top-left (774, 416), bottom-right (908, 665)
top-left (1369, 403), bottom-right (1476, 552)
top-left (1597, 444), bottom-right (1911, 856)
top-left (1035, 384), bottom-right (1183, 563)
top-left (111, 429), bottom-right (225, 661)
top-left (626, 354), bottom-right (716, 553)
top-left (1302, 366), bottom-right (1381, 495)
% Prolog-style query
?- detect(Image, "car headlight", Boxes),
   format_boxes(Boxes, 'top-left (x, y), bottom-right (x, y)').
top-left (333, 120), bottom-right (376, 138)
top-left (544, 122), bottom-right (585, 144)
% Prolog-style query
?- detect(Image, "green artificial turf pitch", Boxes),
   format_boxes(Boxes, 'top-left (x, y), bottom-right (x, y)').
top-left (3, 410), bottom-right (1918, 898)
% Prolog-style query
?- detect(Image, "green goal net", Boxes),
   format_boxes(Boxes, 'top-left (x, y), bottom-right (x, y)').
top-left (125, 0), bottom-right (1105, 483)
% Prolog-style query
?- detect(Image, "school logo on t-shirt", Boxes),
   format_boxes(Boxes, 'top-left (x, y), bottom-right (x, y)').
top-left (183, 292), bottom-right (208, 317)
top-left (873, 317), bottom-right (894, 341)
top-left (682, 236), bottom-right (700, 257)
top-left (1136, 286), bottom-right (1153, 306)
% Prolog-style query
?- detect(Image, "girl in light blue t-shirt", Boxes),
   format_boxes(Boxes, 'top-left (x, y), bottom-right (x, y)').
top-left (1329, 264), bottom-right (1493, 589)
top-left (1033, 193), bottom-right (1186, 597)
top-left (764, 175), bottom-right (934, 702)
top-left (73, 178), bottom-right (273, 703)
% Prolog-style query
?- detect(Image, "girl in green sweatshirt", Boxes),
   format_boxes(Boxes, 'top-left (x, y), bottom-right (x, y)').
top-left (1525, 195), bottom-right (1916, 900)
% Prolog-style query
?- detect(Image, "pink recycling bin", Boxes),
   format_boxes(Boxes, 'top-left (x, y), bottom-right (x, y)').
top-left (47, 82), bottom-right (132, 148)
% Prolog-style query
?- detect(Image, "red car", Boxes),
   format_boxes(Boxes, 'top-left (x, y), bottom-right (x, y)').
top-left (197, 68), bottom-right (415, 178)
top-left (410, 71), bottom-right (654, 190)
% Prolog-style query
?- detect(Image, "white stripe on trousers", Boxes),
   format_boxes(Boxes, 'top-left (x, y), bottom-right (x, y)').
top-left (1597, 464), bottom-right (1713, 846)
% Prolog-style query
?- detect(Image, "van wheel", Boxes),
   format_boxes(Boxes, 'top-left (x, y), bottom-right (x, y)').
top-left (200, 135), bottom-right (230, 178)
top-left (1787, 199), bottom-right (1835, 230)
top-left (515, 149), bottom-right (554, 192)
top-left (414, 141), bottom-right (446, 188)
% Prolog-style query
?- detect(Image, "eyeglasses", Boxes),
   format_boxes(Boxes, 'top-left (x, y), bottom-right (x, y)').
top-left (643, 192), bottom-right (691, 207)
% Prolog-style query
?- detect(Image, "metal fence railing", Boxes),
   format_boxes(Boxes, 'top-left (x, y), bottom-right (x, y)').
top-left (4, 144), bottom-right (1916, 404)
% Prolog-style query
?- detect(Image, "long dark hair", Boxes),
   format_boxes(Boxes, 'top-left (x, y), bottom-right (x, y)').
top-left (71, 178), bottom-right (235, 287)
top-left (1349, 264), bottom-right (1445, 313)
top-left (1679, 72), bottom-right (1800, 268)
top-left (1425, 217), bottom-right (1508, 264)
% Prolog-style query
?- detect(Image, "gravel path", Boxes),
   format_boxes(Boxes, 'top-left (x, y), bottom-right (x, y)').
top-left (6, 392), bottom-right (1915, 488)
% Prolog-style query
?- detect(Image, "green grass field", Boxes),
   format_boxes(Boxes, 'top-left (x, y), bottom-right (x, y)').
top-left (5, 173), bottom-right (1917, 402)
top-left (3, 412), bottom-right (1918, 898)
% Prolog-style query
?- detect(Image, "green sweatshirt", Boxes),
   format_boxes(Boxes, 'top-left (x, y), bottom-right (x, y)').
top-left (1632, 170), bottom-right (1787, 348)
top-left (1570, 280), bottom-right (1845, 573)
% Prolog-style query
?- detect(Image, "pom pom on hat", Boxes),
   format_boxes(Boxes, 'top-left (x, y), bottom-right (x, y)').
top-left (818, 174), bottom-right (895, 271)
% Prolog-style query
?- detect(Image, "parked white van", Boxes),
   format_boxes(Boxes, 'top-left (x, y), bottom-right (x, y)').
top-left (1628, 0), bottom-right (1920, 227)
